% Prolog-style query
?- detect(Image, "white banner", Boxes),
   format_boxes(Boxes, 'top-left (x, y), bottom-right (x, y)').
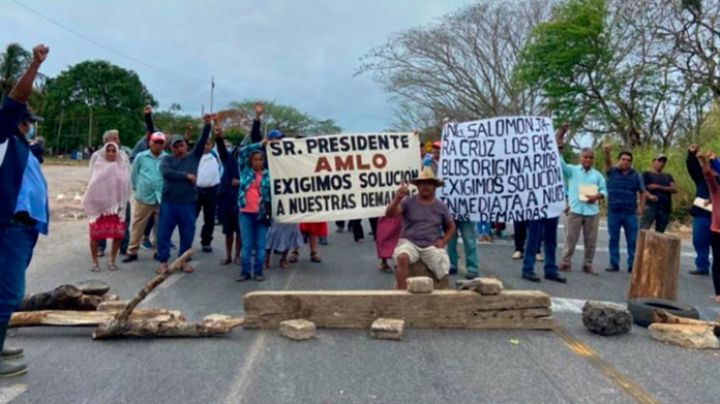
top-left (438, 116), bottom-right (565, 222)
top-left (267, 133), bottom-right (421, 223)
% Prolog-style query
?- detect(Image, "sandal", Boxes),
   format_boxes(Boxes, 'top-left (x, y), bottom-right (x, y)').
top-left (220, 258), bottom-right (232, 266)
top-left (288, 251), bottom-right (299, 263)
top-left (108, 263), bottom-right (119, 271)
top-left (91, 264), bottom-right (100, 272)
top-left (378, 264), bottom-right (392, 273)
top-left (156, 263), bottom-right (169, 275)
top-left (279, 257), bottom-right (289, 269)
top-left (181, 263), bottom-right (195, 273)
top-left (310, 252), bottom-right (322, 263)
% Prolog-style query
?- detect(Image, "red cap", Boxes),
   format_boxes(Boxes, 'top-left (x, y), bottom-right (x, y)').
top-left (149, 132), bottom-right (166, 143)
top-left (432, 140), bottom-right (441, 149)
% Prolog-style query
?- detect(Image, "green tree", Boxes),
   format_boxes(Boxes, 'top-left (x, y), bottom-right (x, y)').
top-left (0, 43), bottom-right (31, 100)
top-left (515, 0), bottom-right (711, 148)
top-left (43, 60), bottom-right (156, 153)
top-left (228, 100), bottom-right (341, 136)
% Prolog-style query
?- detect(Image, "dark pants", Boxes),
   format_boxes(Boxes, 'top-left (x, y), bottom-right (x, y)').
top-left (195, 185), bottom-right (219, 246)
top-left (711, 232), bottom-right (720, 295)
top-left (608, 211), bottom-right (638, 271)
top-left (349, 218), bottom-right (379, 241)
top-left (514, 220), bottom-right (542, 254)
top-left (98, 201), bottom-right (131, 253)
top-left (0, 222), bottom-right (39, 322)
top-left (144, 215), bottom-right (155, 238)
top-left (692, 215), bottom-right (712, 273)
top-left (522, 217), bottom-right (559, 277)
top-left (336, 221), bottom-right (346, 231)
top-left (157, 202), bottom-right (196, 263)
top-left (639, 204), bottom-right (670, 233)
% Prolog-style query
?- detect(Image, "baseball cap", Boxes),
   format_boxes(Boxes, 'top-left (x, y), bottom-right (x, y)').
top-left (169, 134), bottom-right (186, 147)
top-left (149, 132), bottom-right (166, 143)
top-left (653, 154), bottom-right (668, 162)
top-left (432, 140), bottom-right (441, 149)
top-left (268, 129), bottom-right (284, 140)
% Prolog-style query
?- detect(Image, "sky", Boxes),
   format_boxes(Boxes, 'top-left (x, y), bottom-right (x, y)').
top-left (0, 0), bottom-right (471, 132)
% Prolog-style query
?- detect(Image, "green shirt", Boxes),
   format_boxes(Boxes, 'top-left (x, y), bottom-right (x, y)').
top-left (561, 158), bottom-right (607, 216)
top-left (131, 149), bottom-right (165, 205)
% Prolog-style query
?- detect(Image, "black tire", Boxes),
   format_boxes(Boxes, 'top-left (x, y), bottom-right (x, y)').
top-left (74, 280), bottom-right (111, 296)
top-left (627, 298), bottom-right (699, 328)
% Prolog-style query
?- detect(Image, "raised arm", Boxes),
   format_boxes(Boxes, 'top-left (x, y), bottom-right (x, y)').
top-left (250, 102), bottom-right (265, 143)
top-left (1, 45), bottom-right (48, 143)
top-left (385, 184), bottom-right (408, 217)
top-left (699, 152), bottom-right (720, 196)
top-left (190, 114), bottom-right (213, 158)
top-left (144, 105), bottom-right (155, 136)
top-left (214, 122), bottom-right (229, 163)
top-left (603, 143), bottom-right (613, 173)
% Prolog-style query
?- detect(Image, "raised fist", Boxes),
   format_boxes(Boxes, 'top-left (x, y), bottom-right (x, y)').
top-left (255, 102), bottom-right (265, 117)
top-left (144, 105), bottom-right (152, 114)
top-left (32, 45), bottom-right (49, 64)
top-left (602, 143), bottom-right (611, 153)
top-left (688, 144), bottom-right (699, 155)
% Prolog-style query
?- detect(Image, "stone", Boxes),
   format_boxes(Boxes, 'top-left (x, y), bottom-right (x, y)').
top-left (279, 319), bottom-right (317, 341)
top-left (407, 277), bottom-right (433, 294)
top-left (582, 301), bottom-right (632, 336)
top-left (370, 318), bottom-right (405, 340)
top-left (455, 277), bottom-right (503, 295)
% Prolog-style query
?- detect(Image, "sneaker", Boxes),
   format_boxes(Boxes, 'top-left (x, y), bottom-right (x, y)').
top-left (236, 274), bottom-right (251, 282)
top-left (170, 243), bottom-right (177, 250)
top-left (689, 269), bottom-right (709, 275)
top-left (544, 273), bottom-right (567, 283)
top-left (522, 273), bottom-right (541, 282)
top-left (465, 273), bottom-right (478, 280)
top-left (535, 253), bottom-right (544, 262)
top-left (511, 251), bottom-right (523, 260)
top-left (141, 239), bottom-right (152, 250)
top-left (605, 266), bottom-right (619, 273)
top-left (253, 275), bottom-right (265, 282)
top-left (449, 267), bottom-right (458, 275)
top-left (202, 245), bottom-right (213, 253)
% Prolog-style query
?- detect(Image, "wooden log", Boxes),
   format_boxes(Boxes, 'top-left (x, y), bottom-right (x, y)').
top-left (653, 310), bottom-right (719, 326)
top-left (648, 323), bottom-right (720, 349)
top-left (18, 285), bottom-right (107, 311)
top-left (9, 309), bottom-right (184, 327)
top-left (92, 315), bottom-right (244, 340)
top-left (96, 300), bottom-right (131, 312)
top-left (408, 262), bottom-right (449, 289)
top-left (628, 230), bottom-right (681, 300)
top-left (243, 290), bottom-right (554, 330)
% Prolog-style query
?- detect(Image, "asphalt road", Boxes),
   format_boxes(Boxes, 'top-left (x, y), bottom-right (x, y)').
top-left (1, 219), bottom-right (719, 404)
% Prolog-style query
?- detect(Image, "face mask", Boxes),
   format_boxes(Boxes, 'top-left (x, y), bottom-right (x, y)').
top-left (25, 123), bottom-right (36, 140)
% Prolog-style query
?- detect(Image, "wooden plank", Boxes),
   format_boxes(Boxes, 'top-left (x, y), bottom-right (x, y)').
top-left (243, 290), bottom-right (553, 329)
top-left (9, 309), bottom-right (184, 327)
top-left (628, 230), bottom-right (681, 300)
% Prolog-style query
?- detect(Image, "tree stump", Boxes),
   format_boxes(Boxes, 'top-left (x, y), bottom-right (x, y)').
top-left (628, 230), bottom-right (681, 300)
top-left (408, 262), bottom-right (449, 290)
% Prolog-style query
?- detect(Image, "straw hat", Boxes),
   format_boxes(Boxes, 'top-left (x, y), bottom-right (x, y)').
top-left (410, 166), bottom-right (444, 187)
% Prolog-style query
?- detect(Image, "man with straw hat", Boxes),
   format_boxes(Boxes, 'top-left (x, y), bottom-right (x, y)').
top-left (386, 166), bottom-right (456, 289)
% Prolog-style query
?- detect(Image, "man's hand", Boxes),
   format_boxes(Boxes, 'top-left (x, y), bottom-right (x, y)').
top-left (708, 150), bottom-right (717, 161)
top-left (602, 143), bottom-right (612, 153)
top-left (186, 123), bottom-right (194, 131)
top-left (561, 122), bottom-right (570, 131)
top-left (231, 178), bottom-right (240, 187)
top-left (564, 204), bottom-right (570, 215)
top-left (648, 194), bottom-right (659, 202)
top-left (144, 105), bottom-right (152, 115)
top-left (698, 151), bottom-right (710, 165)
top-left (186, 174), bottom-right (197, 185)
top-left (213, 124), bottom-right (223, 137)
top-left (395, 183), bottom-right (409, 200)
top-left (585, 194), bottom-right (602, 204)
top-left (255, 102), bottom-right (265, 118)
top-left (32, 44), bottom-right (49, 65)
top-left (704, 199), bottom-right (711, 207)
top-left (636, 207), bottom-right (644, 216)
top-left (434, 238), bottom-right (447, 249)
top-left (646, 184), bottom-right (659, 190)
top-left (202, 113), bottom-right (216, 125)
top-left (688, 144), bottom-right (699, 155)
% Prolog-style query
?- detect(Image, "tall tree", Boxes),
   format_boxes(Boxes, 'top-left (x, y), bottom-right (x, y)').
top-left (228, 100), bottom-right (341, 136)
top-left (43, 60), bottom-right (156, 152)
top-left (0, 43), bottom-right (31, 100)
top-left (516, 0), bottom-right (711, 148)
top-left (357, 0), bottom-right (553, 131)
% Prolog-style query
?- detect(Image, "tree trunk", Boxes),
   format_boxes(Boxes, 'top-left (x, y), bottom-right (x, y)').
top-left (10, 309), bottom-right (184, 327)
top-left (628, 230), bottom-right (681, 300)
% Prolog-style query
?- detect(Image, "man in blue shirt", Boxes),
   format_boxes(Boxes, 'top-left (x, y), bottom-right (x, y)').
top-left (0, 44), bottom-right (50, 377)
top-left (557, 141), bottom-right (607, 276)
top-left (603, 144), bottom-right (646, 273)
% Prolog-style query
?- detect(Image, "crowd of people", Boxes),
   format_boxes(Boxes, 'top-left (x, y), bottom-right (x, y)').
top-left (1, 44), bottom-right (719, 379)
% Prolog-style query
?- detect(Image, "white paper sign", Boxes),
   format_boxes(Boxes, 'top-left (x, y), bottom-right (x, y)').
top-left (438, 116), bottom-right (566, 222)
top-left (267, 133), bottom-right (421, 223)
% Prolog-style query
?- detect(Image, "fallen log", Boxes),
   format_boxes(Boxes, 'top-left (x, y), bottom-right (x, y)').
top-left (92, 315), bottom-right (244, 339)
top-left (9, 309), bottom-right (184, 327)
top-left (18, 284), bottom-right (110, 311)
top-left (243, 290), bottom-right (554, 330)
top-left (653, 310), bottom-right (718, 326)
top-left (648, 309), bottom-right (720, 349)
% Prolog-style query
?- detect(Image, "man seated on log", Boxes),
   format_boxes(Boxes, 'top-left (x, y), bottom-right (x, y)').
top-left (386, 167), bottom-right (455, 289)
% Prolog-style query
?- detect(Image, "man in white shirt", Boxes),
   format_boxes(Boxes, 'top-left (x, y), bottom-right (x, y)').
top-left (196, 138), bottom-right (222, 252)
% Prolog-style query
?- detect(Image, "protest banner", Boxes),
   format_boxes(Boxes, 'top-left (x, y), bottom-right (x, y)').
top-left (267, 133), bottom-right (421, 223)
top-left (438, 117), bottom-right (565, 222)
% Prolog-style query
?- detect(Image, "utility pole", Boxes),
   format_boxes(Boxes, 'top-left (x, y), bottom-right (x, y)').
top-left (210, 75), bottom-right (215, 113)
top-left (55, 107), bottom-right (65, 155)
top-left (88, 105), bottom-right (93, 148)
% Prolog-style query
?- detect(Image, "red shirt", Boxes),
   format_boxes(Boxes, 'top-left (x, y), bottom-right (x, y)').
top-left (241, 172), bottom-right (263, 213)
